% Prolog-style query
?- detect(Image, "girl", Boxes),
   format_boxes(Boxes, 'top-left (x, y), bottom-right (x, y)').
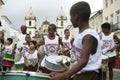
top-left (2, 38), bottom-right (15, 71)
top-left (24, 40), bottom-right (41, 72)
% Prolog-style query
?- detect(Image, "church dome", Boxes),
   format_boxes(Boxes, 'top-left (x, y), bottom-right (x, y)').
top-left (42, 20), bottom-right (50, 25)
top-left (25, 7), bottom-right (36, 20)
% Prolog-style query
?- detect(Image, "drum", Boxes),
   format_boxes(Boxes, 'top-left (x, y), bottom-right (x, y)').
top-left (2, 54), bottom-right (14, 67)
top-left (101, 55), bottom-right (108, 72)
top-left (45, 55), bottom-right (70, 72)
top-left (0, 71), bottom-right (50, 80)
top-left (15, 60), bottom-right (24, 70)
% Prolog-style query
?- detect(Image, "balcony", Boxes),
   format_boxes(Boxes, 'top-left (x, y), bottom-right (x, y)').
top-left (111, 22), bottom-right (120, 32)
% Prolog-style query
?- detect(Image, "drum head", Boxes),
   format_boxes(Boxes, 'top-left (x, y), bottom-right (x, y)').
top-left (60, 55), bottom-right (71, 64)
top-left (45, 55), bottom-right (66, 72)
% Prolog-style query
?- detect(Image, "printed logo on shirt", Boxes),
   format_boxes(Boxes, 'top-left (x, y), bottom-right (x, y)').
top-left (45, 44), bottom-right (58, 54)
top-left (63, 42), bottom-right (70, 50)
top-left (102, 40), bottom-right (112, 49)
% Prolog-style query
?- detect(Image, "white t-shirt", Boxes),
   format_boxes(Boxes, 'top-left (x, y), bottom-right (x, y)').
top-left (17, 33), bottom-right (26, 49)
top-left (71, 28), bottom-right (101, 74)
top-left (101, 32), bottom-right (116, 57)
top-left (62, 37), bottom-right (71, 51)
top-left (4, 45), bottom-right (13, 54)
top-left (41, 35), bottom-right (59, 67)
top-left (24, 50), bottom-right (38, 66)
top-left (44, 35), bottom-right (59, 55)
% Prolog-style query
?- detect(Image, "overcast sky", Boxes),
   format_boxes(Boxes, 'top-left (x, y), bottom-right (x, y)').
top-left (2, 0), bottom-right (102, 30)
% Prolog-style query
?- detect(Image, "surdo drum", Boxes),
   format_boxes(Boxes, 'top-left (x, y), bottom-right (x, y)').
top-left (45, 55), bottom-right (70, 72)
top-left (0, 71), bottom-right (50, 80)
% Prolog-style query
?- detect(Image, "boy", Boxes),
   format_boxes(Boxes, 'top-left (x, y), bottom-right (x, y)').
top-left (50, 1), bottom-right (101, 80)
top-left (40, 24), bottom-right (62, 73)
top-left (101, 22), bottom-right (120, 80)
top-left (61, 29), bottom-right (71, 57)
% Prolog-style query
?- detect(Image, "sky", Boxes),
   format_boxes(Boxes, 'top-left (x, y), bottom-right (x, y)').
top-left (2, 0), bottom-right (102, 30)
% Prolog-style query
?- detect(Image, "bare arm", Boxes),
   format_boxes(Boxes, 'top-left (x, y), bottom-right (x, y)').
top-left (109, 34), bottom-right (120, 51)
top-left (24, 56), bottom-right (28, 67)
top-left (50, 34), bottom-right (98, 80)
top-left (64, 34), bottom-right (98, 78)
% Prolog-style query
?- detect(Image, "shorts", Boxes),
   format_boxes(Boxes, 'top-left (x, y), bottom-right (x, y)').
top-left (108, 56), bottom-right (115, 71)
top-left (73, 71), bottom-right (99, 80)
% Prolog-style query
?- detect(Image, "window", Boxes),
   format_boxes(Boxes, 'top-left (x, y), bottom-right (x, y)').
top-left (29, 31), bottom-right (31, 35)
top-left (29, 21), bottom-right (31, 26)
top-left (111, 0), bottom-right (113, 4)
top-left (105, 0), bottom-right (108, 8)
top-left (105, 17), bottom-right (108, 22)
top-left (61, 21), bottom-right (63, 26)
top-left (110, 14), bottom-right (113, 24)
top-left (116, 10), bottom-right (120, 23)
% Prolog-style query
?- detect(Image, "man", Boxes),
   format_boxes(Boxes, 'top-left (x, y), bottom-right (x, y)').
top-left (17, 25), bottom-right (27, 48)
top-left (15, 25), bottom-right (28, 62)
top-left (50, 1), bottom-right (101, 80)
top-left (101, 22), bottom-right (120, 80)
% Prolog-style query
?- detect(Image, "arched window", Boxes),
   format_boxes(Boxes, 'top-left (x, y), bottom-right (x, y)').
top-left (29, 21), bottom-right (31, 26)
top-left (61, 21), bottom-right (63, 26)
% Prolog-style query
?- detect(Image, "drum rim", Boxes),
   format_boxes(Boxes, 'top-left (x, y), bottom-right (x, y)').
top-left (0, 71), bottom-right (50, 78)
top-left (45, 64), bottom-right (65, 72)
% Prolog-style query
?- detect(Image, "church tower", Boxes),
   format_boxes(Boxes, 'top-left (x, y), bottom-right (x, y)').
top-left (25, 7), bottom-right (36, 37)
top-left (56, 8), bottom-right (67, 37)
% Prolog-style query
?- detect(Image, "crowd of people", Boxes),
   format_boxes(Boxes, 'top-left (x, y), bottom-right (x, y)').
top-left (0, 1), bottom-right (120, 80)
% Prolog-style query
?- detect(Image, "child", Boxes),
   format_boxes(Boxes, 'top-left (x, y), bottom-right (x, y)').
top-left (43, 24), bottom-right (62, 55)
top-left (38, 38), bottom-right (45, 59)
top-left (101, 22), bottom-right (120, 80)
top-left (40, 24), bottom-right (63, 73)
top-left (50, 1), bottom-right (101, 80)
top-left (15, 34), bottom-right (31, 62)
top-left (2, 38), bottom-right (15, 71)
top-left (61, 29), bottom-right (73, 57)
top-left (24, 40), bottom-right (41, 72)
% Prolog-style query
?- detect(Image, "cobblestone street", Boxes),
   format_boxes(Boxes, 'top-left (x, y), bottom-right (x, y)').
top-left (107, 68), bottom-right (120, 80)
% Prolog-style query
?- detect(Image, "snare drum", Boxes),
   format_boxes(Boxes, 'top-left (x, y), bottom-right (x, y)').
top-left (2, 54), bottom-right (14, 67)
top-left (101, 55), bottom-right (108, 72)
top-left (45, 55), bottom-right (70, 72)
top-left (0, 71), bottom-right (50, 80)
top-left (45, 55), bottom-right (65, 72)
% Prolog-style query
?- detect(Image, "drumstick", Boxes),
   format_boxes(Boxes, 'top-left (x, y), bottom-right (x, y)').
top-left (55, 56), bottom-right (70, 70)
top-left (59, 62), bottom-right (69, 70)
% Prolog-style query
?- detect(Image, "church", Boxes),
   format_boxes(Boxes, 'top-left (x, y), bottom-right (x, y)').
top-left (25, 7), bottom-right (67, 40)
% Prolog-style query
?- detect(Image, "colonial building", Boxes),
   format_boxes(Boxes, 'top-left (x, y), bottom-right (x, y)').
top-left (89, 10), bottom-right (103, 34)
top-left (56, 8), bottom-right (67, 37)
top-left (103, 0), bottom-right (120, 31)
top-left (0, 0), bottom-right (4, 19)
top-left (25, 7), bottom-right (37, 38)
top-left (1, 16), bottom-right (20, 41)
top-left (0, 0), bottom-right (4, 29)
top-left (38, 8), bottom-right (67, 38)
top-left (39, 20), bottom-right (50, 37)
